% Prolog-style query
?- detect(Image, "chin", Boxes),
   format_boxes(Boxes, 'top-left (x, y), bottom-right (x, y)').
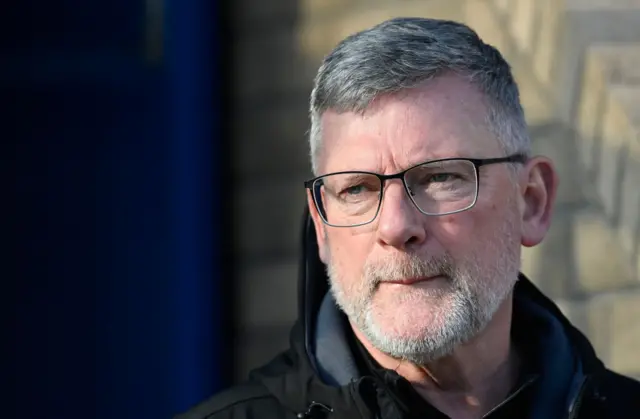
top-left (367, 297), bottom-right (447, 340)
top-left (362, 308), bottom-right (459, 364)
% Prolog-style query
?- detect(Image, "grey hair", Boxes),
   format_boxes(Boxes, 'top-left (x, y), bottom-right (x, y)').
top-left (309, 17), bottom-right (530, 175)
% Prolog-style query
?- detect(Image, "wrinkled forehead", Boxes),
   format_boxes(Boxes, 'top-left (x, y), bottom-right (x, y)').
top-left (316, 75), bottom-right (501, 175)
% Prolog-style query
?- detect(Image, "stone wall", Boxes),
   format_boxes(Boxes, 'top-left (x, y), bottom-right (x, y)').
top-left (230, 0), bottom-right (640, 380)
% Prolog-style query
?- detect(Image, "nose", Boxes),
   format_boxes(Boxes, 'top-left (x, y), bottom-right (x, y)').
top-left (376, 181), bottom-right (427, 250)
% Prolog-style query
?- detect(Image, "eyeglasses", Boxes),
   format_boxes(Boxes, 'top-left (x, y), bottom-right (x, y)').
top-left (304, 154), bottom-right (527, 227)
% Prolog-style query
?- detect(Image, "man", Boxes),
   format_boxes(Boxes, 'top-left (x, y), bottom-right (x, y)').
top-left (179, 17), bottom-right (640, 419)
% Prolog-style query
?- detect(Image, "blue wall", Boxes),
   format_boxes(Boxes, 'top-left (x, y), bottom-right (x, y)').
top-left (7, 1), bottom-right (228, 417)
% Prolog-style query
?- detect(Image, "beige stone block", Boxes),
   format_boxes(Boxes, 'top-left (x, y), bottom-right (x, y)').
top-left (532, 0), bottom-right (563, 85)
top-left (617, 160), bottom-right (640, 260)
top-left (573, 210), bottom-right (637, 293)
top-left (588, 44), bottom-right (640, 85)
top-left (300, 0), bottom-right (350, 17)
top-left (509, 0), bottom-right (537, 53)
top-left (586, 296), bottom-right (614, 364)
top-left (532, 132), bottom-right (586, 205)
top-left (575, 50), bottom-right (608, 172)
top-left (520, 209), bottom-right (575, 299)
top-left (598, 88), bottom-right (636, 218)
top-left (589, 292), bottom-right (640, 375)
top-left (237, 260), bottom-right (299, 328)
top-left (463, 0), bottom-right (510, 54)
top-left (611, 85), bottom-right (640, 128)
top-left (492, 0), bottom-right (514, 14)
top-left (552, 8), bottom-right (640, 125)
top-left (565, 0), bottom-right (640, 11)
top-left (297, 8), bottom-right (391, 60)
top-left (615, 117), bottom-right (640, 263)
top-left (502, 44), bottom-right (556, 124)
top-left (513, 70), bottom-right (556, 124)
top-left (520, 245), bottom-right (540, 284)
top-left (296, 0), bottom-right (467, 60)
top-left (299, 0), bottom-right (360, 21)
top-left (558, 61), bottom-right (640, 265)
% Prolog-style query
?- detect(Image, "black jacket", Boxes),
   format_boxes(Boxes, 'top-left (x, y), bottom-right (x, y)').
top-left (177, 208), bottom-right (640, 419)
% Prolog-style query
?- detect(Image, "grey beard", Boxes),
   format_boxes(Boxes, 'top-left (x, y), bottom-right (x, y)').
top-left (327, 250), bottom-right (517, 365)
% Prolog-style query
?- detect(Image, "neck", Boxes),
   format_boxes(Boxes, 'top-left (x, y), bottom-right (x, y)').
top-left (353, 293), bottom-right (519, 419)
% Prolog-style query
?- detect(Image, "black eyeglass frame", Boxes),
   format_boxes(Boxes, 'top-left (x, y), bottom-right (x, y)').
top-left (304, 154), bottom-right (528, 227)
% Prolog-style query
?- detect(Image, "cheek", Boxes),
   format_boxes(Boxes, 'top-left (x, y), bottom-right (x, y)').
top-left (326, 231), bottom-right (372, 278)
top-left (429, 212), bottom-right (473, 245)
top-left (430, 209), bottom-right (499, 252)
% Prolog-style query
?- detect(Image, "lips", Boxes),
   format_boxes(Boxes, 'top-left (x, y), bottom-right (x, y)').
top-left (384, 275), bottom-right (442, 285)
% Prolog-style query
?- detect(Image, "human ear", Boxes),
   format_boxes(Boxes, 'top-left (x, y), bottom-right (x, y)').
top-left (519, 156), bottom-right (559, 247)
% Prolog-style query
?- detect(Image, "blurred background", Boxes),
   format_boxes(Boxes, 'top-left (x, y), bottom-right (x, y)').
top-left (6, 0), bottom-right (640, 418)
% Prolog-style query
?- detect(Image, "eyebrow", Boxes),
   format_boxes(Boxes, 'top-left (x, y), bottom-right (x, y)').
top-left (325, 155), bottom-right (463, 175)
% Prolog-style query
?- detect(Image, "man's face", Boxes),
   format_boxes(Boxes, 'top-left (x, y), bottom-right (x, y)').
top-left (310, 74), bottom-right (524, 364)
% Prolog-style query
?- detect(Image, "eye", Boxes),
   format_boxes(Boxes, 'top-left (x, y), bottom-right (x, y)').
top-left (428, 173), bottom-right (455, 183)
top-left (344, 184), bottom-right (367, 195)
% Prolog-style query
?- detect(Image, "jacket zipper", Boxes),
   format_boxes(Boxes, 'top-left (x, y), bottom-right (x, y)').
top-left (481, 375), bottom-right (538, 417)
top-left (297, 401), bottom-right (334, 419)
top-left (567, 377), bottom-right (591, 419)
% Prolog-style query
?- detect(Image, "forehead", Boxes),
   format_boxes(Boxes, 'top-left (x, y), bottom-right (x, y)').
top-left (317, 74), bottom-right (501, 174)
